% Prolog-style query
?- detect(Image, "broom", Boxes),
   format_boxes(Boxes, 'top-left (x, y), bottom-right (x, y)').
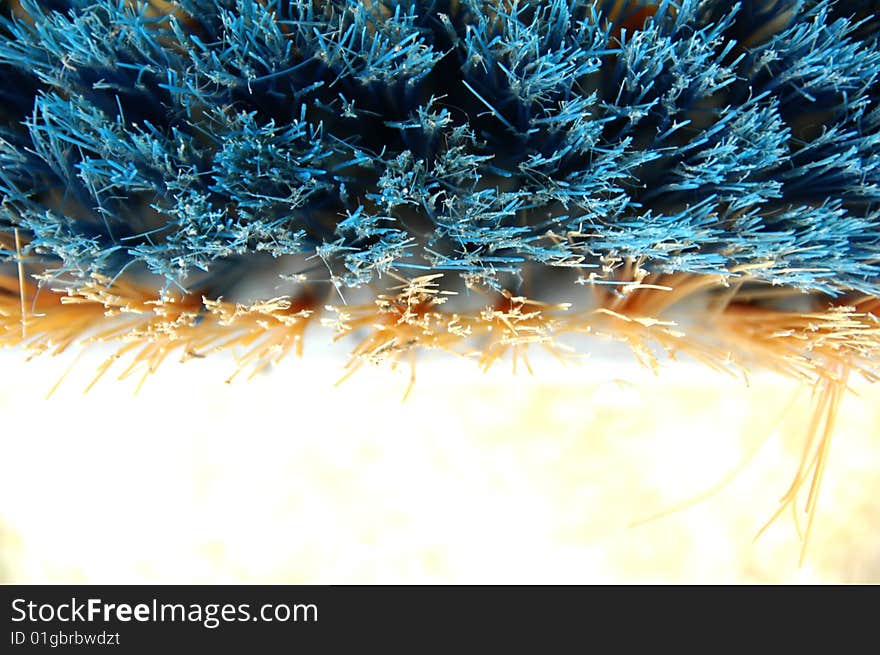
top-left (1, 0), bottom-right (879, 562)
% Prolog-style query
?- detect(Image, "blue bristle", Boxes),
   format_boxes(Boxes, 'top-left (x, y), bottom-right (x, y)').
top-left (1, 0), bottom-right (879, 297)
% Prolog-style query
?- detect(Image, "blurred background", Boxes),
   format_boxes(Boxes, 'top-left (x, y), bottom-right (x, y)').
top-left (1, 348), bottom-right (878, 584)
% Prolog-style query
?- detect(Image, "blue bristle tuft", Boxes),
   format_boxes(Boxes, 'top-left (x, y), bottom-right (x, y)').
top-left (1, 0), bottom-right (879, 297)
